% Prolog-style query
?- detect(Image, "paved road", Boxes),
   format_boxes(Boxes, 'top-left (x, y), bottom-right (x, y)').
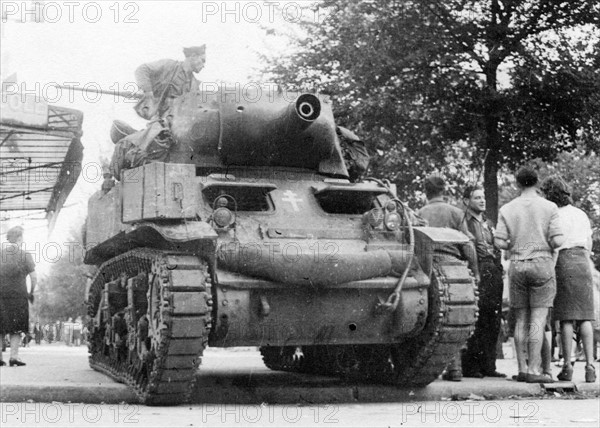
top-left (1, 343), bottom-right (598, 406)
top-left (1, 399), bottom-right (599, 427)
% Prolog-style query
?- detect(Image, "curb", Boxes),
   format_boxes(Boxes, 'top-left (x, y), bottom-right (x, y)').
top-left (0, 383), bottom-right (136, 404)
top-left (2, 379), bottom-right (597, 405)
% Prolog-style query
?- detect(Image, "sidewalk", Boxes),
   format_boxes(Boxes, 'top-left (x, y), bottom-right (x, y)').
top-left (1, 343), bottom-right (598, 404)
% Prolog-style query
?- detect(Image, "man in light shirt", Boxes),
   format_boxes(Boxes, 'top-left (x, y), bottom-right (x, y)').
top-left (495, 166), bottom-right (564, 383)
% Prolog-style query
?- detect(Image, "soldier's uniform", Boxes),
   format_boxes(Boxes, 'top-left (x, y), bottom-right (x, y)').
top-left (110, 45), bottom-right (205, 179)
top-left (134, 56), bottom-right (200, 121)
top-left (417, 175), bottom-right (479, 382)
top-left (461, 209), bottom-right (505, 377)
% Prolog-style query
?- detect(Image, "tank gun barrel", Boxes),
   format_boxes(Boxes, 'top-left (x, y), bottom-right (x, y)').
top-left (294, 93), bottom-right (321, 123)
top-left (281, 93), bottom-right (321, 132)
top-left (52, 84), bottom-right (143, 99)
top-left (170, 89), bottom-right (338, 171)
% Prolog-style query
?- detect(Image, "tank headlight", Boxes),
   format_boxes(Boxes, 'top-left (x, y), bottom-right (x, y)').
top-left (213, 207), bottom-right (234, 228)
top-left (363, 208), bottom-right (384, 228)
top-left (384, 212), bottom-right (401, 231)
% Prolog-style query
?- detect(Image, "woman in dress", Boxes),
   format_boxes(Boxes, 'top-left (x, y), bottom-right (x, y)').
top-left (541, 175), bottom-right (596, 382)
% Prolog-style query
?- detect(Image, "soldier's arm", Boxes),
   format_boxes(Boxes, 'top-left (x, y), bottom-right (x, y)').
top-left (455, 213), bottom-right (479, 279)
top-left (461, 241), bottom-right (480, 281)
top-left (494, 237), bottom-right (509, 250)
top-left (29, 271), bottom-right (37, 295)
top-left (134, 59), bottom-right (176, 95)
top-left (494, 211), bottom-right (510, 250)
top-left (25, 252), bottom-right (37, 302)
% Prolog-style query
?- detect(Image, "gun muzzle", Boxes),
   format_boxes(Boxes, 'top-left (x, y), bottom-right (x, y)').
top-left (295, 93), bottom-right (321, 122)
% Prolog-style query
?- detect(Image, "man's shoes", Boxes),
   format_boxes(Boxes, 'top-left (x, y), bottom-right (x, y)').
top-left (585, 365), bottom-right (596, 383)
top-left (0, 360), bottom-right (5, 366)
top-left (557, 365), bottom-right (573, 381)
top-left (442, 370), bottom-right (462, 381)
top-left (511, 372), bottom-right (527, 382)
top-left (8, 358), bottom-right (25, 367)
top-left (483, 371), bottom-right (506, 378)
top-left (526, 373), bottom-right (554, 383)
top-left (463, 371), bottom-right (484, 378)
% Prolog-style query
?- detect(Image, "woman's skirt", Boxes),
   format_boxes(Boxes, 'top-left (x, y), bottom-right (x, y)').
top-left (554, 247), bottom-right (594, 321)
top-left (0, 296), bottom-right (30, 334)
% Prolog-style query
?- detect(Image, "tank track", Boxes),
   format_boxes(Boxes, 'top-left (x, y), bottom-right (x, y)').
top-left (87, 248), bottom-right (212, 405)
top-left (260, 258), bottom-right (477, 386)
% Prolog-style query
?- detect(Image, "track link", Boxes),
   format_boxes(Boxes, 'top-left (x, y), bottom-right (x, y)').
top-left (388, 259), bottom-right (478, 385)
top-left (87, 249), bottom-right (212, 405)
top-left (260, 258), bottom-right (477, 386)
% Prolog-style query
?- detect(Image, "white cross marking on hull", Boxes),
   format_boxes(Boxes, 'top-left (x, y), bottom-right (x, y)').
top-left (281, 190), bottom-right (303, 211)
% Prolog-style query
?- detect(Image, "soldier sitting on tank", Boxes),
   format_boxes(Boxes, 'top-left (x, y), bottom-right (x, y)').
top-left (109, 45), bottom-right (206, 180)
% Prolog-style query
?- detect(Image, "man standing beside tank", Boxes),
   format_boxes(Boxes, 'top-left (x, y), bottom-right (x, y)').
top-left (495, 166), bottom-right (564, 383)
top-left (460, 185), bottom-right (506, 378)
top-left (417, 174), bottom-right (479, 382)
top-left (110, 45), bottom-right (206, 179)
top-left (0, 226), bottom-right (37, 367)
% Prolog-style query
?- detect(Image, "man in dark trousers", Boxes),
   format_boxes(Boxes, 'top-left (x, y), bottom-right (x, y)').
top-left (417, 174), bottom-right (479, 381)
top-left (460, 185), bottom-right (506, 378)
top-left (0, 226), bottom-right (37, 366)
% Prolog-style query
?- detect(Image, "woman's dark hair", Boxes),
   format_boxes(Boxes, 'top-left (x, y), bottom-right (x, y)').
top-left (540, 175), bottom-right (572, 207)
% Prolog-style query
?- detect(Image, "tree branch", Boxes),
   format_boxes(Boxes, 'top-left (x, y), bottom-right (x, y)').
top-left (427, 2), bottom-right (487, 71)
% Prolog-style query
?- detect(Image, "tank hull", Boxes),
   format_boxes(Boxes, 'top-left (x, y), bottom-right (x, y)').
top-left (85, 163), bottom-right (477, 404)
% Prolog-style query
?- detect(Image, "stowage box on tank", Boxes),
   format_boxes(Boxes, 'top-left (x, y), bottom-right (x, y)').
top-left (84, 86), bottom-right (477, 405)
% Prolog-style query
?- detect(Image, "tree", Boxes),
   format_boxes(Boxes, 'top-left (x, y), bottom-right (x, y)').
top-left (33, 230), bottom-right (89, 323)
top-left (262, 1), bottom-right (600, 218)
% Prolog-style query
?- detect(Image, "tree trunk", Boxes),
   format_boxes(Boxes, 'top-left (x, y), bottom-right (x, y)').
top-left (484, 149), bottom-right (500, 224)
top-left (483, 55), bottom-right (501, 224)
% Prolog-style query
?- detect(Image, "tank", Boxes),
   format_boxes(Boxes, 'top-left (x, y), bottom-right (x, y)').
top-left (84, 86), bottom-right (478, 405)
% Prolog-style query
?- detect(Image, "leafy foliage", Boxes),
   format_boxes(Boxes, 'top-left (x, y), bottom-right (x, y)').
top-left (33, 233), bottom-right (89, 323)
top-left (261, 1), bottom-right (600, 218)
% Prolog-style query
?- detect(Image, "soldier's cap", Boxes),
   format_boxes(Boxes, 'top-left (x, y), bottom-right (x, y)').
top-left (183, 45), bottom-right (206, 57)
top-left (424, 173), bottom-right (446, 193)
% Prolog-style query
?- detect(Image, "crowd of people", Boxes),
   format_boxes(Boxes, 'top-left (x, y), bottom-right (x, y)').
top-left (2, 317), bottom-right (89, 356)
top-left (419, 166), bottom-right (597, 384)
top-left (19, 317), bottom-right (88, 347)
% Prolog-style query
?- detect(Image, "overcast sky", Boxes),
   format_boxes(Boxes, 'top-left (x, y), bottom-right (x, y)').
top-left (1, 0), bottom-right (313, 272)
top-left (1, 0), bottom-right (304, 151)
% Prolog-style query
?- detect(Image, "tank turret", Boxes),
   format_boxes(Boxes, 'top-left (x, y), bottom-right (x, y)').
top-left (169, 87), bottom-right (347, 176)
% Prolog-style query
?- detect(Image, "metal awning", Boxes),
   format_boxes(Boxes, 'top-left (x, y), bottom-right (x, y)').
top-left (1, 95), bottom-right (84, 230)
